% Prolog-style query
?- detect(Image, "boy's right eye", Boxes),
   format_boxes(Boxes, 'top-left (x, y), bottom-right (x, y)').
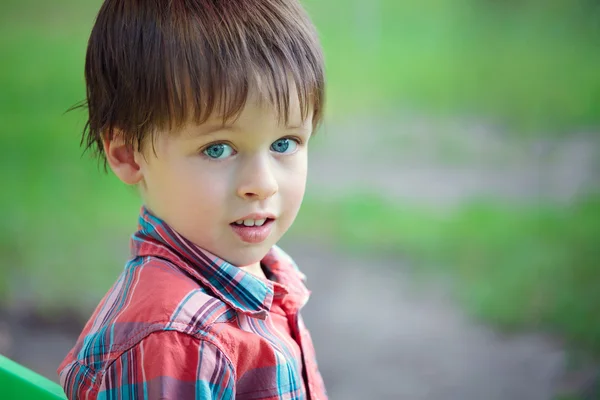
top-left (202, 143), bottom-right (235, 159)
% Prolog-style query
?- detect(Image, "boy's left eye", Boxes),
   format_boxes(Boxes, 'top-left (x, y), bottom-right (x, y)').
top-left (270, 138), bottom-right (298, 154)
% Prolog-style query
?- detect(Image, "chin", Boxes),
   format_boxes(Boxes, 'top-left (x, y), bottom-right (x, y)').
top-left (227, 244), bottom-right (273, 267)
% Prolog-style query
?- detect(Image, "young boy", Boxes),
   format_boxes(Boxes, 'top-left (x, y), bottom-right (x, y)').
top-left (57, 0), bottom-right (327, 399)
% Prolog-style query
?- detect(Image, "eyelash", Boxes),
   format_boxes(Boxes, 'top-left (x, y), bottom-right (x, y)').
top-left (279, 136), bottom-right (303, 147)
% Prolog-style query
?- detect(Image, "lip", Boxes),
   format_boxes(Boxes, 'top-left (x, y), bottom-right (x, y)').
top-left (230, 218), bottom-right (275, 244)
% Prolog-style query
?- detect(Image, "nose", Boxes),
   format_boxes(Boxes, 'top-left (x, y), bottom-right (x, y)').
top-left (236, 154), bottom-right (278, 201)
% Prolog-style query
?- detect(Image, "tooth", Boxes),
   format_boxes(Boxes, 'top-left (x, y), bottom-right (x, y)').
top-left (243, 219), bottom-right (255, 227)
top-left (254, 218), bottom-right (266, 226)
top-left (235, 220), bottom-right (243, 225)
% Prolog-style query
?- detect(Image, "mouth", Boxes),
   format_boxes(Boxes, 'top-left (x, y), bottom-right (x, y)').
top-left (230, 217), bottom-right (275, 227)
top-left (229, 217), bottom-right (276, 244)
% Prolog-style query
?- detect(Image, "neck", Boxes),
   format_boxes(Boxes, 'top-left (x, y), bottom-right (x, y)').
top-left (239, 261), bottom-right (267, 280)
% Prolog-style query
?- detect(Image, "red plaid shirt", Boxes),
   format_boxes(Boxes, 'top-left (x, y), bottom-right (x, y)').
top-left (58, 207), bottom-right (327, 399)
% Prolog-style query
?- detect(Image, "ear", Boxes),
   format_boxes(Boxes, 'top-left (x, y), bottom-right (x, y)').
top-left (103, 130), bottom-right (144, 185)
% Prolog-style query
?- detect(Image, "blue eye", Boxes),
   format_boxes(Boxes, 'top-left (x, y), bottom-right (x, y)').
top-left (270, 138), bottom-right (298, 154)
top-left (203, 143), bottom-right (234, 159)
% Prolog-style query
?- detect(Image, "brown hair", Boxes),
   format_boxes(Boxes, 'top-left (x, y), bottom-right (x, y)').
top-left (79, 0), bottom-right (325, 165)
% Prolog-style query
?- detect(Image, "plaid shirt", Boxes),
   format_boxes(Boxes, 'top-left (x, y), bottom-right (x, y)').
top-left (57, 207), bottom-right (327, 399)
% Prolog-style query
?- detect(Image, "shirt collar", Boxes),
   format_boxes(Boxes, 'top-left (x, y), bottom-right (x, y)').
top-left (130, 207), bottom-right (310, 319)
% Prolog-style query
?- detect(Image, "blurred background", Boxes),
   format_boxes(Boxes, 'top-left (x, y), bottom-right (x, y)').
top-left (1, 0), bottom-right (599, 399)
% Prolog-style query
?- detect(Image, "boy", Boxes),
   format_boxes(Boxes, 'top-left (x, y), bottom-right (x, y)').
top-left (57, 0), bottom-right (327, 399)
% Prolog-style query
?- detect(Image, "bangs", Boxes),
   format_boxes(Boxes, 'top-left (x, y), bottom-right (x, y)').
top-left (165, 26), bottom-right (322, 129)
top-left (83, 0), bottom-right (325, 158)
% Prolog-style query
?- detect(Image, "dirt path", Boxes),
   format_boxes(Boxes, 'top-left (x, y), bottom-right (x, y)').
top-left (285, 241), bottom-right (570, 400)
top-left (308, 116), bottom-right (599, 208)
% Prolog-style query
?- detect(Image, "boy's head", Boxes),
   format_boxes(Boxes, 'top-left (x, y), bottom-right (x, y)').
top-left (82, 0), bottom-right (324, 267)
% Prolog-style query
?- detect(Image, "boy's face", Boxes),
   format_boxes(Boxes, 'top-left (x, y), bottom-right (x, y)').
top-left (107, 91), bottom-right (312, 268)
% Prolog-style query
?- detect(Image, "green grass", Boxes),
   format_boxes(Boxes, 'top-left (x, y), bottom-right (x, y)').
top-left (304, 0), bottom-right (600, 133)
top-left (0, 7), bottom-right (140, 309)
top-left (292, 194), bottom-right (600, 354)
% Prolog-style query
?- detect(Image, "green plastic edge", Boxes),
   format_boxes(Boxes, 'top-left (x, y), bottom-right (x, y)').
top-left (0, 354), bottom-right (67, 399)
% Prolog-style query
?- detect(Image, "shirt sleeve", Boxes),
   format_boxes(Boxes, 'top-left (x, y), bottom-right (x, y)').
top-left (96, 330), bottom-right (235, 399)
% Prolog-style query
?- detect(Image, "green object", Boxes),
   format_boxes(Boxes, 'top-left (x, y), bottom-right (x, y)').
top-left (0, 354), bottom-right (67, 400)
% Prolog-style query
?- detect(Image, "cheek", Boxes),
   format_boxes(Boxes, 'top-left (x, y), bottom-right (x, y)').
top-left (146, 159), bottom-right (230, 211)
top-left (174, 161), bottom-right (231, 204)
top-left (279, 155), bottom-right (308, 208)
